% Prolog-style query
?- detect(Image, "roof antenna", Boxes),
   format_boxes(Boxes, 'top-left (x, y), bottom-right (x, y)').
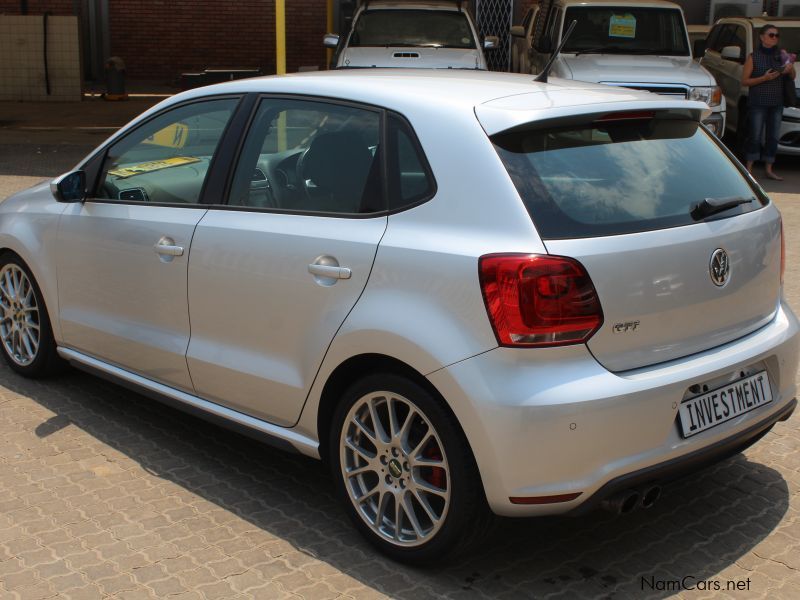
top-left (535, 19), bottom-right (577, 83)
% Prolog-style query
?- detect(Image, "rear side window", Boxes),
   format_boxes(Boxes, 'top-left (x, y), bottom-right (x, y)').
top-left (387, 114), bottom-right (435, 210)
top-left (492, 117), bottom-right (766, 240)
top-left (228, 98), bottom-right (382, 214)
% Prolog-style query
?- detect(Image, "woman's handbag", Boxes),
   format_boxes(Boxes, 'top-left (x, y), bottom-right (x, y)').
top-left (784, 75), bottom-right (798, 108)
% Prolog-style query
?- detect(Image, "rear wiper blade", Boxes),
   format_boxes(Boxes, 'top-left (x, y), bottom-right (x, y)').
top-left (691, 196), bottom-right (754, 221)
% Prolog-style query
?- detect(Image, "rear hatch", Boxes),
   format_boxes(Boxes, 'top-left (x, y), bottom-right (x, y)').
top-left (489, 109), bottom-right (780, 372)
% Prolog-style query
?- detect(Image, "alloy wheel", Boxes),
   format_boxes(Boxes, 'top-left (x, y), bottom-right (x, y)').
top-left (0, 264), bottom-right (41, 366)
top-left (340, 391), bottom-right (451, 547)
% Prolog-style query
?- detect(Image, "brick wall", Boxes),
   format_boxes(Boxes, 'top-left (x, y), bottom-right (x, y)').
top-left (1, 0), bottom-right (328, 80)
top-left (110, 0), bottom-right (327, 79)
top-left (0, 0), bottom-right (75, 16)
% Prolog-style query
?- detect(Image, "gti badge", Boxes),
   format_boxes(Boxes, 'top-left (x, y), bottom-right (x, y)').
top-left (613, 321), bottom-right (640, 334)
top-left (709, 248), bottom-right (730, 287)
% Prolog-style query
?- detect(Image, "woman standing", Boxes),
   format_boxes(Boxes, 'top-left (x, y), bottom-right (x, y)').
top-left (742, 24), bottom-right (796, 180)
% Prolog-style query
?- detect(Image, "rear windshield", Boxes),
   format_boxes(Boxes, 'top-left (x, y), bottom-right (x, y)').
top-left (492, 117), bottom-right (766, 240)
top-left (562, 7), bottom-right (690, 56)
top-left (350, 10), bottom-right (476, 49)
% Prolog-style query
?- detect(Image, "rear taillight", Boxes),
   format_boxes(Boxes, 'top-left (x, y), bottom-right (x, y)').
top-left (781, 220), bottom-right (786, 286)
top-left (479, 254), bottom-right (604, 347)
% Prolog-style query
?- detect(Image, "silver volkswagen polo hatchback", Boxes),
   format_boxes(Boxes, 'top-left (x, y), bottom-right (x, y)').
top-left (1, 70), bottom-right (797, 564)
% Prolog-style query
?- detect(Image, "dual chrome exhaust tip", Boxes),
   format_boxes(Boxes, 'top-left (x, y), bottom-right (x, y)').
top-left (600, 485), bottom-right (662, 515)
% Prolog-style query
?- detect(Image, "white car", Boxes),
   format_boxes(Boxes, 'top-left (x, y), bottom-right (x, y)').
top-left (701, 16), bottom-right (800, 154)
top-left (525, 0), bottom-right (727, 135)
top-left (2, 70), bottom-right (797, 563)
top-left (323, 0), bottom-right (497, 70)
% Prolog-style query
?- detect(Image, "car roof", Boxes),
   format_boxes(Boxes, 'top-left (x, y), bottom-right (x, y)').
top-left (125, 70), bottom-right (709, 137)
top-left (553, 0), bottom-right (681, 9)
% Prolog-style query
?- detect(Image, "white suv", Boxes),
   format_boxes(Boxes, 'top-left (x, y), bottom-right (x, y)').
top-left (522, 0), bottom-right (727, 135)
top-left (701, 16), bottom-right (800, 154)
top-left (323, 0), bottom-right (497, 70)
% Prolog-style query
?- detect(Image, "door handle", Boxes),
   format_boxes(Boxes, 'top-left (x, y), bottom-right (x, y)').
top-left (155, 244), bottom-right (184, 256)
top-left (154, 237), bottom-right (184, 261)
top-left (308, 263), bottom-right (351, 280)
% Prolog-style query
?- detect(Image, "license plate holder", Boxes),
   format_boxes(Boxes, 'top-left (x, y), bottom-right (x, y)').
top-left (678, 370), bottom-right (773, 438)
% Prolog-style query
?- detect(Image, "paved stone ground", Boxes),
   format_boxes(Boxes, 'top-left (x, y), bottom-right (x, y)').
top-left (0, 104), bottom-right (799, 599)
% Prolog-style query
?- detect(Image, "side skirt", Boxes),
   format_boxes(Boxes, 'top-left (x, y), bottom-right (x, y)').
top-left (57, 347), bottom-right (320, 458)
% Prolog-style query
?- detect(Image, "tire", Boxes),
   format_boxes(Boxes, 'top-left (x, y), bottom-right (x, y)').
top-left (329, 372), bottom-right (492, 565)
top-left (0, 253), bottom-right (64, 378)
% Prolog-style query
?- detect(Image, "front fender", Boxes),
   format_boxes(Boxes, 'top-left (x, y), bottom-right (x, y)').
top-left (0, 183), bottom-right (67, 341)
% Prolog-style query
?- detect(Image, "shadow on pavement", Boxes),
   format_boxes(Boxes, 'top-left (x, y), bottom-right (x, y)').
top-left (3, 363), bottom-right (789, 599)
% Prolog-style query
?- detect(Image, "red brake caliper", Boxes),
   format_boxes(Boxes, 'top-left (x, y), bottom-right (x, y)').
top-left (424, 444), bottom-right (445, 489)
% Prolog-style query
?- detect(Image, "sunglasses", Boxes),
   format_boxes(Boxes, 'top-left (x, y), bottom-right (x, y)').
top-left (766, 32), bottom-right (780, 38)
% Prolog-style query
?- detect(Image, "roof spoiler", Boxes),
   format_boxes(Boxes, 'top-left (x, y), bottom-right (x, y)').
top-left (534, 19), bottom-right (577, 83)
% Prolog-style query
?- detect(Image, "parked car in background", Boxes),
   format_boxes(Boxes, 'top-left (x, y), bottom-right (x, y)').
top-left (323, 0), bottom-right (497, 69)
top-left (2, 69), bottom-right (797, 564)
top-left (701, 16), bottom-right (800, 153)
top-left (525, 0), bottom-right (727, 135)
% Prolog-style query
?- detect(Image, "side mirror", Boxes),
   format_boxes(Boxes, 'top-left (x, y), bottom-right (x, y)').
top-left (693, 39), bottom-right (707, 58)
top-left (50, 171), bottom-right (86, 203)
top-left (323, 33), bottom-right (340, 49)
top-left (510, 25), bottom-right (525, 38)
top-left (721, 45), bottom-right (741, 61)
top-left (483, 36), bottom-right (499, 50)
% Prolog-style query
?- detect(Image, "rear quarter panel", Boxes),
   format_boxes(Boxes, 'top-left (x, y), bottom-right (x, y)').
top-left (294, 103), bottom-right (544, 437)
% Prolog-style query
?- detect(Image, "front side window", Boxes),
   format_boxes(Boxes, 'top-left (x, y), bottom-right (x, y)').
top-left (97, 98), bottom-right (238, 204)
top-left (731, 26), bottom-right (747, 61)
top-left (228, 99), bottom-right (382, 214)
top-left (706, 24), bottom-right (722, 51)
top-left (350, 10), bottom-right (476, 49)
top-left (492, 115), bottom-right (766, 239)
top-left (562, 7), bottom-right (690, 56)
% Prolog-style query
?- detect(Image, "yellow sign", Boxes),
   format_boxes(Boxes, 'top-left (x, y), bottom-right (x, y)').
top-left (108, 156), bottom-right (201, 179)
top-left (609, 14), bottom-right (636, 39)
top-left (142, 123), bottom-right (189, 149)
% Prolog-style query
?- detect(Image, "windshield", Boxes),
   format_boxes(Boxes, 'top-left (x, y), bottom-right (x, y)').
top-left (349, 10), bottom-right (476, 48)
top-left (562, 7), bottom-right (690, 56)
top-left (492, 117), bottom-right (765, 239)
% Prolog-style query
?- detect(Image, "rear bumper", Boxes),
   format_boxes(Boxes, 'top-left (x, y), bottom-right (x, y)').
top-left (427, 301), bottom-right (800, 517)
top-left (569, 396), bottom-right (796, 515)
